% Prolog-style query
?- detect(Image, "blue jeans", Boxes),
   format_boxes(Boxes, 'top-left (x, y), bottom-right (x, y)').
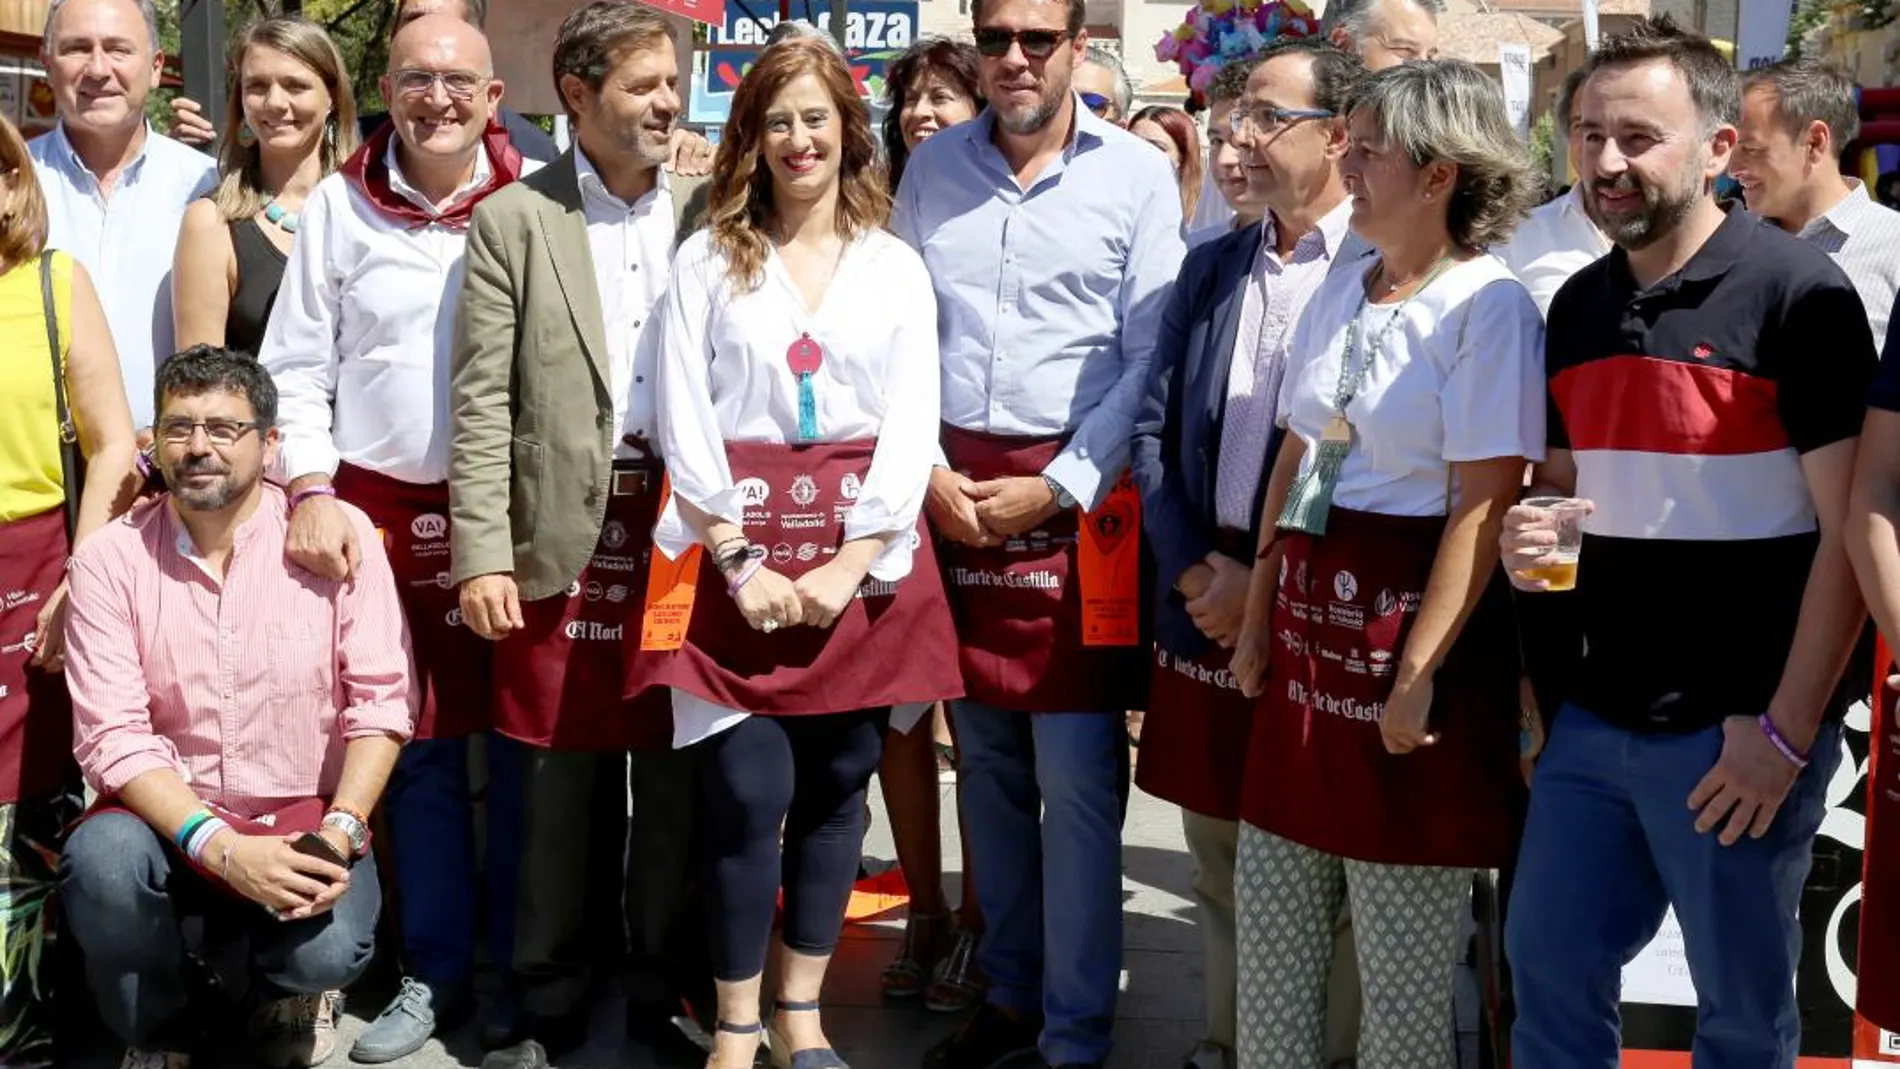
top-left (60, 811), bottom-right (380, 1049)
top-left (385, 733), bottom-right (524, 988)
top-left (953, 701), bottom-right (1122, 1066)
top-left (1507, 704), bottom-right (1841, 1069)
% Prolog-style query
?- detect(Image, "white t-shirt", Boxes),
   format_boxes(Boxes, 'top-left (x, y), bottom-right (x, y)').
top-left (1277, 254), bottom-right (1546, 517)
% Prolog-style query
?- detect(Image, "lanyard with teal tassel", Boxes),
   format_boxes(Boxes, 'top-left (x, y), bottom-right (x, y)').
top-left (787, 334), bottom-right (823, 441)
top-left (1278, 256), bottom-right (1452, 536)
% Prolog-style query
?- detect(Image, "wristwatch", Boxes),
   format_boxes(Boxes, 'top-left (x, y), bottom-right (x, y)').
top-left (321, 808), bottom-right (370, 859)
top-left (1042, 475), bottom-right (1076, 510)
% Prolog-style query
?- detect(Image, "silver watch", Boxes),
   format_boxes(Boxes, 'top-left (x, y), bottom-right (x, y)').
top-left (321, 810), bottom-right (369, 858)
top-left (1042, 475), bottom-right (1076, 510)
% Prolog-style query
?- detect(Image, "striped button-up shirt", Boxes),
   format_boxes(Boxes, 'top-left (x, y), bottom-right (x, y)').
top-left (63, 486), bottom-right (416, 817)
top-left (1796, 179), bottom-right (1900, 346)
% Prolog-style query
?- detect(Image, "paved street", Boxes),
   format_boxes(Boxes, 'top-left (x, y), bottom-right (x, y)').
top-left (79, 767), bottom-right (1218, 1068)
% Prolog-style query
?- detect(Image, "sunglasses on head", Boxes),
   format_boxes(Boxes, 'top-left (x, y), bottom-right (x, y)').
top-left (973, 27), bottom-right (1071, 59)
top-left (1080, 92), bottom-right (1112, 115)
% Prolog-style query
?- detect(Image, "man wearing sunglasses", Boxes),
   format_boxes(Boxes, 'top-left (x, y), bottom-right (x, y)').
top-left (257, 14), bottom-right (541, 1065)
top-left (893, 0), bottom-right (1185, 1066)
top-left (1074, 44), bottom-right (1133, 125)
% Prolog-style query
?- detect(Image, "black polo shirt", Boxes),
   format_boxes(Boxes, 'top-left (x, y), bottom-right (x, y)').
top-left (1545, 207), bottom-right (1874, 734)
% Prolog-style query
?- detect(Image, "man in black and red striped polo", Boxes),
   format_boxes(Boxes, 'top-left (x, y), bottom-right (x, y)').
top-left (1498, 16), bottom-right (1876, 1069)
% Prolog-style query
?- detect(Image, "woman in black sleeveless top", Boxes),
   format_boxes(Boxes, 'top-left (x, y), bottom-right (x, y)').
top-left (172, 17), bottom-right (358, 355)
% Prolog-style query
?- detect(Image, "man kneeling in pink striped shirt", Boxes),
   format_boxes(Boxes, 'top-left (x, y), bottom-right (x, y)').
top-left (58, 345), bottom-right (418, 1069)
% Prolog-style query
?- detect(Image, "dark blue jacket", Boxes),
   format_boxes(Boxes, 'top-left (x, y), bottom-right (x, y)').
top-left (1131, 219), bottom-right (1368, 658)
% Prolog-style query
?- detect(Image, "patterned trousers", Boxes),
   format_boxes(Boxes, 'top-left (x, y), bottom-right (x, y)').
top-left (0, 790), bottom-right (81, 1069)
top-left (1235, 824), bottom-right (1468, 1069)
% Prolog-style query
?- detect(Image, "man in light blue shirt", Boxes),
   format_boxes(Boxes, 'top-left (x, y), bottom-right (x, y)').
top-left (29, 0), bottom-right (216, 433)
top-left (891, 0), bottom-right (1183, 1064)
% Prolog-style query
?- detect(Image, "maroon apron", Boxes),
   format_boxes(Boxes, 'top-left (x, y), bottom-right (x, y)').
top-left (1239, 508), bottom-right (1524, 868)
top-left (492, 462), bottom-right (671, 752)
top-left (0, 509), bottom-right (75, 802)
top-left (625, 440), bottom-right (962, 716)
top-left (1137, 534), bottom-right (1255, 822)
top-left (937, 425), bottom-right (1144, 713)
top-left (1862, 654), bottom-right (1900, 1032)
top-left (332, 464), bottom-right (490, 740)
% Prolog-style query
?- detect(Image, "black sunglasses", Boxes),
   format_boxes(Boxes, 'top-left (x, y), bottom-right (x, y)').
top-left (973, 27), bottom-right (1072, 59)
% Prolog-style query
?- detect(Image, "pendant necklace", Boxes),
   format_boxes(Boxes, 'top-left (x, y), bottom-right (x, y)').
top-left (263, 198), bottom-right (300, 234)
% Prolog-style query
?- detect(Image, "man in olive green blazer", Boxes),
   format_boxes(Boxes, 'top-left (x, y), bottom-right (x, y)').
top-left (446, 6), bottom-right (710, 1066)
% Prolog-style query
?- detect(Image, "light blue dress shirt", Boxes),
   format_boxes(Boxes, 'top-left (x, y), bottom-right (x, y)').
top-left (891, 98), bottom-right (1186, 510)
top-left (29, 124), bottom-right (217, 428)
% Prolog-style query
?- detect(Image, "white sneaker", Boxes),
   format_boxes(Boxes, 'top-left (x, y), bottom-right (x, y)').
top-left (251, 990), bottom-right (343, 1068)
top-left (119, 1051), bottom-right (191, 1069)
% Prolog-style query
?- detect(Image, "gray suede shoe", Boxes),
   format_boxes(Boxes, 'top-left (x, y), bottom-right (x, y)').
top-left (349, 978), bottom-right (468, 1064)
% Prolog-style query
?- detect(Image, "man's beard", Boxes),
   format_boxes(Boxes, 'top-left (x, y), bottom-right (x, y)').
top-left (1586, 166), bottom-right (1704, 251)
top-left (166, 456), bottom-right (249, 513)
top-left (994, 91), bottom-right (1064, 136)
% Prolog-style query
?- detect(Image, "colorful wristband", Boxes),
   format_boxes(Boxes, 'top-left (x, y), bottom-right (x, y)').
top-left (288, 484), bottom-right (337, 512)
top-left (174, 809), bottom-right (212, 852)
top-left (184, 816), bottom-right (230, 863)
top-left (1757, 713), bottom-right (1810, 770)
top-left (727, 558), bottom-right (763, 597)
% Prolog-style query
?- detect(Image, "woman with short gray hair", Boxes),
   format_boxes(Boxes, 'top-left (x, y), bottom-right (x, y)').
top-left (1225, 59), bottom-right (1544, 1069)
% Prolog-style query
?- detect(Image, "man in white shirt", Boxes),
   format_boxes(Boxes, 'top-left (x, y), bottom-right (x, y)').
top-left (29, 0), bottom-right (216, 432)
top-left (1186, 58), bottom-right (1266, 250)
top-left (256, 15), bottom-right (534, 1065)
top-left (1731, 57), bottom-right (1900, 342)
top-left (448, 4), bottom-right (711, 1066)
top-left (1496, 68), bottom-right (1612, 316)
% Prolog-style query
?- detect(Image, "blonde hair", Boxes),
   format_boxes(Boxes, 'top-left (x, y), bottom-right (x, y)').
top-left (707, 37), bottom-right (891, 292)
top-left (0, 116), bottom-right (48, 272)
top-left (210, 17), bottom-right (359, 223)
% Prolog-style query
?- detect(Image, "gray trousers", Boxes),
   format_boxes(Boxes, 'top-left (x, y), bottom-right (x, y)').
top-left (513, 747), bottom-right (703, 1017)
top-left (1183, 813), bottom-right (1363, 1069)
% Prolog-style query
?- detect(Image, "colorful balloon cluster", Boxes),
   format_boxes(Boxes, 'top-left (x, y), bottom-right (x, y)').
top-left (1155, 0), bottom-right (1319, 97)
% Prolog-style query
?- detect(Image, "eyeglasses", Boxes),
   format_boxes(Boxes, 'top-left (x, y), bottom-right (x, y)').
top-left (391, 68), bottom-right (488, 101)
top-left (1228, 103), bottom-right (1334, 136)
top-left (972, 27), bottom-right (1071, 59)
top-left (157, 418), bottom-right (261, 447)
top-left (1080, 91), bottom-right (1112, 116)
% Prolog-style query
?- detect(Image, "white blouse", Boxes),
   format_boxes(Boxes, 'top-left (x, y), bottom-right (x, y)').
top-left (647, 227), bottom-right (943, 746)
top-left (1277, 254), bottom-right (1546, 517)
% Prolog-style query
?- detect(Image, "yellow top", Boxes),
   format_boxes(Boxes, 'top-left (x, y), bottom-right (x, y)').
top-left (0, 252), bottom-right (74, 525)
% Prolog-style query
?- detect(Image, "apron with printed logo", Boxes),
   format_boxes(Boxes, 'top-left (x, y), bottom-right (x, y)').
top-left (0, 508), bottom-right (75, 802)
top-left (334, 465), bottom-right (491, 740)
top-left (937, 425), bottom-right (1143, 713)
top-left (627, 440), bottom-right (962, 716)
top-left (492, 460), bottom-right (671, 751)
top-left (1240, 508), bottom-right (1523, 867)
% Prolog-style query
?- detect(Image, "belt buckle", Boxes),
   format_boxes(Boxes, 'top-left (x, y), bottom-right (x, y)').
top-left (611, 469), bottom-right (649, 497)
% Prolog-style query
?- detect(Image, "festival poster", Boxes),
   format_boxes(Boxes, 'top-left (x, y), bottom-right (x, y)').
top-left (689, 0), bottom-right (917, 125)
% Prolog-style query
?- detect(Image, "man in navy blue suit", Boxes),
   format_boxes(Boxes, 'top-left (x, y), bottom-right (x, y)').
top-left (1129, 36), bottom-right (1370, 1069)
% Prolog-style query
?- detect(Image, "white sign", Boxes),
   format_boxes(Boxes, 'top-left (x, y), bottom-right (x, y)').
top-left (1499, 43), bottom-right (1532, 140)
top-left (1622, 909), bottom-right (1698, 1007)
top-left (1736, 0), bottom-right (1795, 70)
top-left (1583, 0), bottom-right (1601, 51)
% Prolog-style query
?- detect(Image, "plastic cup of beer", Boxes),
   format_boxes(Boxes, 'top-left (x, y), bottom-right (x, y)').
top-left (1517, 496), bottom-right (1586, 592)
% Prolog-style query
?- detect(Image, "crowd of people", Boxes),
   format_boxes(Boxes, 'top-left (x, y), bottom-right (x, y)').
top-left (1, 0), bottom-right (1898, 1067)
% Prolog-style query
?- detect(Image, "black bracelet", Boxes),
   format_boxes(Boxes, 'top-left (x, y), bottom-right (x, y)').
top-left (716, 543), bottom-right (763, 572)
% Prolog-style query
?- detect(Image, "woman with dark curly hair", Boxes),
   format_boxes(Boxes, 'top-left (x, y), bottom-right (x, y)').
top-left (881, 37), bottom-right (983, 191)
top-left (631, 34), bottom-right (961, 1069)
top-left (1226, 60), bottom-right (1543, 1069)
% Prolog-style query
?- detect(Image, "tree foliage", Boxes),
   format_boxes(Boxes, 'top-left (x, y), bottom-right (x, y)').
top-left (152, 0), bottom-right (401, 115)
